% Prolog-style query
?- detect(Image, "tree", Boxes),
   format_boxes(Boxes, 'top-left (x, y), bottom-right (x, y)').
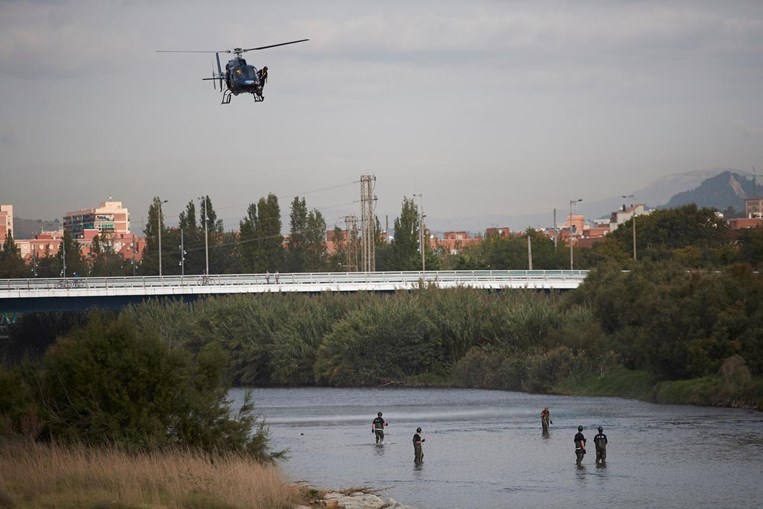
top-left (239, 203), bottom-right (259, 273)
top-left (30, 314), bottom-right (278, 460)
top-left (0, 232), bottom-right (27, 278)
top-left (304, 208), bottom-right (328, 271)
top-left (389, 197), bottom-right (421, 271)
top-left (258, 193), bottom-right (284, 272)
top-left (614, 204), bottom-right (728, 264)
top-left (178, 200), bottom-right (197, 232)
top-left (140, 197), bottom-right (164, 276)
top-left (284, 197), bottom-right (328, 272)
top-left (89, 234), bottom-right (128, 276)
top-left (52, 230), bottom-right (87, 278)
top-left (285, 197), bottom-right (308, 272)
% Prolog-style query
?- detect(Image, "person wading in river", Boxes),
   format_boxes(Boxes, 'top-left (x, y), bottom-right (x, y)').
top-left (541, 407), bottom-right (552, 433)
top-left (574, 425), bottom-right (586, 466)
top-left (594, 426), bottom-right (608, 465)
top-left (372, 412), bottom-right (387, 444)
top-left (413, 427), bottom-right (425, 464)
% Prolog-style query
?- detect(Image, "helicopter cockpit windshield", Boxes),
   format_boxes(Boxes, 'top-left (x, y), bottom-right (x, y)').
top-left (231, 64), bottom-right (257, 81)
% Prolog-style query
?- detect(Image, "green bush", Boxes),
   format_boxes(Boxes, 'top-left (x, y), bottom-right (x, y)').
top-left (28, 314), bottom-right (276, 459)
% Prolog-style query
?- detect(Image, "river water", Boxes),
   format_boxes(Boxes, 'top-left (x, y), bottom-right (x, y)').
top-left (229, 387), bottom-right (763, 509)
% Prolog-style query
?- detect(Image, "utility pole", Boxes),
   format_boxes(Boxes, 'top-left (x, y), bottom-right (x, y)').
top-left (553, 208), bottom-right (558, 253)
top-left (131, 235), bottom-right (137, 276)
top-left (360, 175), bottom-right (376, 272)
top-left (569, 199), bottom-right (582, 270)
top-left (201, 197), bottom-right (209, 276)
top-left (62, 236), bottom-right (67, 280)
top-left (527, 233), bottom-right (533, 270)
top-left (342, 215), bottom-right (359, 272)
top-left (179, 229), bottom-right (186, 277)
top-left (157, 198), bottom-right (168, 277)
top-left (413, 193), bottom-right (425, 273)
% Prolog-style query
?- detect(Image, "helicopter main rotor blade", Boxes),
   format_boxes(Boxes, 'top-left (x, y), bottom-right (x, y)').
top-left (240, 39), bottom-right (309, 52)
top-left (156, 50), bottom-right (223, 53)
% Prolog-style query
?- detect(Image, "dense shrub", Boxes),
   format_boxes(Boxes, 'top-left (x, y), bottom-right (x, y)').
top-left (6, 314), bottom-right (277, 460)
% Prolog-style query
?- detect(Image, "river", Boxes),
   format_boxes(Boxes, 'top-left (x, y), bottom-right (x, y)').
top-left (229, 387), bottom-right (763, 509)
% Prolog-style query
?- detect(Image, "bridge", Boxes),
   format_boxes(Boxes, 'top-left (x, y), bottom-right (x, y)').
top-left (0, 270), bottom-right (588, 314)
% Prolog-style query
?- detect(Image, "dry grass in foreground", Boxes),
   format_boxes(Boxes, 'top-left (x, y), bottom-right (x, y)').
top-left (0, 440), bottom-right (300, 509)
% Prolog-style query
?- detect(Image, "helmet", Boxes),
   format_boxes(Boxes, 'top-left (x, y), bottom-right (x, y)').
top-left (578, 426), bottom-right (583, 431)
top-left (263, 66), bottom-right (268, 70)
top-left (377, 412), bottom-right (382, 417)
top-left (416, 427), bottom-right (422, 432)
top-left (598, 426), bottom-right (603, 432)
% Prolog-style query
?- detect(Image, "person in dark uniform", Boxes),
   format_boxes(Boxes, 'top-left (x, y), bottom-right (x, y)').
top-left (257, 66), bottom-right (268, 93)
top-left (372, 412), bottom-right (387, 444)
top-left (541, 407), bottom-right (552, 433)
top-left (574, 425), bottom-right (586, 466)
top-left (413, 427), bottom-right (425, 464)
top-left (594, 426), bottom-right (608, 465)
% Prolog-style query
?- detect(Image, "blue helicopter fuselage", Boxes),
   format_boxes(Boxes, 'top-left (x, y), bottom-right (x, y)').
top-left (225, 57), bottom-right (261, 95)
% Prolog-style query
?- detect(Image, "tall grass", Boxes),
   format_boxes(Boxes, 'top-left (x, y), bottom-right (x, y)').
top-left (0, 441), bottom-right (299, 509)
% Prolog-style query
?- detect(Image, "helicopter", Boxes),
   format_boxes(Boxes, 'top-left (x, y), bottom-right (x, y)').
top-left (157, 39), bottom-right (308, 104)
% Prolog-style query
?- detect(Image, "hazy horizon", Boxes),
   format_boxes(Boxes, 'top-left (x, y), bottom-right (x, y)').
top-left (2, 1), bottom-right (761, 233)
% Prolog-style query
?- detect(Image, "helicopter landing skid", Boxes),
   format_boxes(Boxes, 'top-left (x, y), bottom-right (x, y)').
top-left (221, 90), bottom-right (233, 105)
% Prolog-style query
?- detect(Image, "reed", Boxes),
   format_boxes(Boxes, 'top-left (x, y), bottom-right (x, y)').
top-left (0, 441), bottom-right (299, 509)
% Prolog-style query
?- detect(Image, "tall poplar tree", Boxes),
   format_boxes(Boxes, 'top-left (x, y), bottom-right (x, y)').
top-left (390, 197), bottom-right (421, 271)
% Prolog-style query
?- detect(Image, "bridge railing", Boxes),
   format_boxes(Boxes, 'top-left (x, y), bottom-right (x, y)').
top-left (0, 270), bottom-right (588, 294)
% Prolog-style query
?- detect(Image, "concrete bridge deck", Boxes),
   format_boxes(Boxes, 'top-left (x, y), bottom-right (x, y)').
top-left (0, 270), bottom-right (588, 313)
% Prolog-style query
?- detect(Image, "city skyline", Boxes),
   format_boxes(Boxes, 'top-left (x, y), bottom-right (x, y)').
top-left (2, 1), bottom-right (762, 232)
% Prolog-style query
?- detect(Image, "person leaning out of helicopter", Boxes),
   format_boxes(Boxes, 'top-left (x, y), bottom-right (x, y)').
top-left (257, 66), bottom-right (268, 88)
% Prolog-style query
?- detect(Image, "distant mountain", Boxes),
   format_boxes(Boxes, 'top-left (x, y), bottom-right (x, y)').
top-left (12, 217), bottom-right (61, 240)
top-left (427, 168), bottom-right (759, 233)
top-left (661, 170), bottom-right (761, 212)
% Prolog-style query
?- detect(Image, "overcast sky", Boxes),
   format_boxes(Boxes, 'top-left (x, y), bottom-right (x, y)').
top-left (2, 0), bottom-right (762, 233)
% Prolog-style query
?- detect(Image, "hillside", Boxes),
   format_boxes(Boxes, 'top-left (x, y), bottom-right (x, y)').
top-left (12, 217), bottom-right (61, 240)
top-left (662, 170), bottom-right (762, 213)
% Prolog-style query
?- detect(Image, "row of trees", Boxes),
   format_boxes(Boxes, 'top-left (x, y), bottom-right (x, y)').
top-left (4, 200), bottom-right (763, 279)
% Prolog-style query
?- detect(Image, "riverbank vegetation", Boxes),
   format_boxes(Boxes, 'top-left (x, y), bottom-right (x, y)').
top-left (0, 441), bottom-right (298, 509)
top-left (5, 261), bottom-right (760, 411)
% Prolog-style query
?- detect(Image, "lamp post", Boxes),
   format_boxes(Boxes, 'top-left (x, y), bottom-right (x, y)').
top-left (200, 196), bottom-right (209, 276)
top-left (157, 199), bottom-right (168, 277)
top-left (622, 195), bottom-right (637, 261)
top-left (179, 229), bottom-right (186, 277)
top-left (413, 193), bottom-right (425, 273)
top-left (569, 198), bottom-right (582, 270)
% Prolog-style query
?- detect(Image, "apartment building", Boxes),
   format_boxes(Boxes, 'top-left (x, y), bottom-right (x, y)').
top-left (63, 200), bottom-right (130, 240)
top-left (0, 204), bottom-right (12, 242)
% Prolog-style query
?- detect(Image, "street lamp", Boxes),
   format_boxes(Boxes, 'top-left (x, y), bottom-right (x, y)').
top-left (569, 198), bottom-right (582, 270)
top-left (413, 193), bottom-right (425, 273)
top-left (623, 195), bottom-right (637, 261)
top-left (200, 197), bottom-right (210, 276)
top-left (157, 198), bottom-right (168, 277)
